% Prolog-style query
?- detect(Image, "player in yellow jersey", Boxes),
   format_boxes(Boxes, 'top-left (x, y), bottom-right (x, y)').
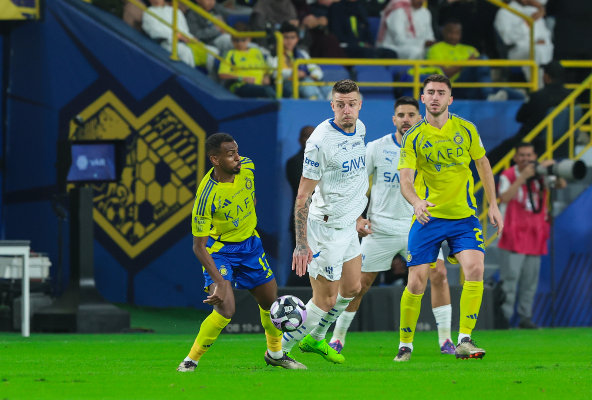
top-left (177, 133), bottom-right (306, 371)
top-left (395, 75), bottom-right (503, 361)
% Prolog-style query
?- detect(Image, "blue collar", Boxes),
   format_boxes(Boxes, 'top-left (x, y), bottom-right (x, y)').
top-left (391, 133), bottom-right (401, 147)
top-left (329, 118), bottom-right (356, 136)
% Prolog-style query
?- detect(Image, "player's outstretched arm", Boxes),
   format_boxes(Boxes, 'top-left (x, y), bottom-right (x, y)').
top-left (293, 176), bottom-right (319, 277)
top-left (400, 168), bottom-right (434, 225)
top-left (474, 156), bottom-right (504, 236)
top-left (193, 236), bottom-right (227, 305)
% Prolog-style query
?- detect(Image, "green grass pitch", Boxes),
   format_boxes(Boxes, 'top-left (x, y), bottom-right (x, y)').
top-left (1, 307), bottom-right (591, 400)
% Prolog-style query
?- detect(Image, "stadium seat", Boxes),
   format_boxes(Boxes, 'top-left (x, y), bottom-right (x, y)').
top-left (368, 17), bottom-right (380, 42)
top-left (494, 31), bottom-right (525, 81)
top-left (356, 66), bottom-right (394, 100)
top-left (226, 14), bottom-right (251, 28)
top-left (322, 65), bottom-right (351, 83)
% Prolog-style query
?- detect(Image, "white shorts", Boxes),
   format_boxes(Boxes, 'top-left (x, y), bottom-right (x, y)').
top-left (361, 233), bottom-right (444, 273)
top-left (307, 219), bottom-right (361, 282)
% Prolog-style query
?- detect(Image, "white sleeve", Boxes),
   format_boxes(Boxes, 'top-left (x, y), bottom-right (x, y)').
top-left (494, 9), bottom-right (520, 46)
top-left (302, 138), bottom-right (329, 180)
top-left (389, 9), bottom-right (410, 47)
top-left (301, 50), bottom-right (324, 81)
top-left (534, 18), bottom-right (552, 42)
top-left (142, 9), bottom-right (172, 40)
top-left (424, 11), bottom-right (435, 42)
top-left (498, 174), bottom-right (511, 196)
top-left (365, 142), bottom-right (375, 177)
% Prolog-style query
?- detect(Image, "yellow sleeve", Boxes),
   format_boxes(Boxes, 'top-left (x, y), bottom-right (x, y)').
top-left (191, 180), bottom-right (216, 237)
top-left (218, 51), bottom-right (234, 75)
top-left (467, 123), bottom-right (486, 160)
top-left (398, 128), bottom-right (418, 170)
top-left (240, 156), bottom-right (255, 172)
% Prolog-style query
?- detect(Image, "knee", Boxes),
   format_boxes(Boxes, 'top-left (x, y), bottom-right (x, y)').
top-left (407, 270), bottom-right (428, 294)
top-left (360, 278), bottom-right (373, 294)
top-left (430, 268), bottom-right (448, 288)
top-left (341, 282), bottom-right (362, 299)
top-left (463, 261), bottom-right (484, 281)
top-left (216, 303), bottom-right (235, 319)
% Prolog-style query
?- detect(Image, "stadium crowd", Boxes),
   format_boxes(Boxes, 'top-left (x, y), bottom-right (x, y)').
top-left (119, 0), bottom-right (591, 100)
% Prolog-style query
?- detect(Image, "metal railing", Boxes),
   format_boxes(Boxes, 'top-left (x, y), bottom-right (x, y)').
top-left (127, 0), bottom-right (546, 101)
top-left (291, 58), bottom-right (538, 99)
top-left (474, 74), bottom-right (592, 248)
top-left (127, 0), bottom-right (285, 98)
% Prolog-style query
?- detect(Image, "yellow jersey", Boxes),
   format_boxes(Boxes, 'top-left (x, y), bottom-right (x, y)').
top-left (218, 48), bottom-right (267, 85)
top-left (398, 113), bottom-right (486, 219)
top-left (425, 42), bottom-right (480, 82)
top-left (191, 156), bottom-right (257, 242)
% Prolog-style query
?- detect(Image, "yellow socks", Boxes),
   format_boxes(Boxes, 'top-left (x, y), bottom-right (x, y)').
top-left (188, 310), bottom-right (230, 361)
top-left (459, 280), bottom-right (484, 336)
top-left (400, 287), bottom-right (423, 347)
top-left (259, 306), bottom-right (283, 356)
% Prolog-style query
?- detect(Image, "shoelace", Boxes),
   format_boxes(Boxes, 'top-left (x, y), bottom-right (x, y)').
top-left (462, 338), bottom-right (478, 347)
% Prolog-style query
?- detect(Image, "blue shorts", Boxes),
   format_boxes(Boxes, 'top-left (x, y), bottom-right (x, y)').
top-left (202, 234), bottom-right (275, 292)
top-left (406, 216), bottom-right (484, 267)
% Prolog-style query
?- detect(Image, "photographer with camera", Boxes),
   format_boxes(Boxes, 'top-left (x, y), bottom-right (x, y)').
top-left (497, 142), bottom-right (567, 329)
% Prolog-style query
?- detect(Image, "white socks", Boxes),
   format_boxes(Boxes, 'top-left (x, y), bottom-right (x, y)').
top-left (268, 349), bottom-right (283, 359)
top-left (184, 356), bottom-right (198, 364)
top-left (330, 310), bottom-right (356, 345)
top-left (310, 294), bottom-right (354, 341)
top-left (399, 341), bottom-right (413, 351)
top-left (458, 332), bottom-right (471, 344)
top-left (432, 304), bottom-right (452, 347)
top-left (281, 295), bottom-right (355, 351)
top-left (282, 300), bottom-right (326, 352)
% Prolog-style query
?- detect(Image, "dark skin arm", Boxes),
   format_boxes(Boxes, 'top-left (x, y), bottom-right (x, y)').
top-left (193, 235), bottom-right (227, 305)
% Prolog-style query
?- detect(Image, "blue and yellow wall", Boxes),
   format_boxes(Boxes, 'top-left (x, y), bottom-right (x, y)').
top-left (1, 0), bottom-right (589, 326)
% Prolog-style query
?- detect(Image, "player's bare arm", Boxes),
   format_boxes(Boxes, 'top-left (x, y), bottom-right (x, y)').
top-left (474, 155), bottom-right (504, 236)
top-left (400, 168), bottom-right (434, 225)
top-left (193, 235), bottom-right (227, 305)
top-left (293, 176), bottom-right (318, 276)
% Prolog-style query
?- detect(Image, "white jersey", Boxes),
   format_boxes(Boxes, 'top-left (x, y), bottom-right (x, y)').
top-left (302, 118), bottom-right (369, 228)
top-left (366, 133), bottom-right (413, 235)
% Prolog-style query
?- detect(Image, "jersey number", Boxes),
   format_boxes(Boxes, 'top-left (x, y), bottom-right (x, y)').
top-left (474, 228), bottom-right (485, 250)
top-left (259, 253), bottom-right (273, 278)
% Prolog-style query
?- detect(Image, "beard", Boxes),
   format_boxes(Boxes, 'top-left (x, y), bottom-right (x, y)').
top-left (399, 124), bottom-right (411, 133)
top-left (340, 118), bottom-right (355, 128)
top-left (428, 103), bottom-right (448, 117)
top-left (221, 164), bottom-right (240, 175)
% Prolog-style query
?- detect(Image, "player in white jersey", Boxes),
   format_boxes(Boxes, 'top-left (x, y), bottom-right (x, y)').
top-left (328, 97), bottom-right (457, 355)
top-left (281, 80), bottom-right (371, 365)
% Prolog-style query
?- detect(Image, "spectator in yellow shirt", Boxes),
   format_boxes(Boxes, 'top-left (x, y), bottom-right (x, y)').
top-left (218, 23), bottom-right (276, 99)
top-left (426, 19), bottom-right (522, 100)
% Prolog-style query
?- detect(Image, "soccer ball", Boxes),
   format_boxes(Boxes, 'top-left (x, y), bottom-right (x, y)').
top-left (270, 295), bottom-right (307, 332)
